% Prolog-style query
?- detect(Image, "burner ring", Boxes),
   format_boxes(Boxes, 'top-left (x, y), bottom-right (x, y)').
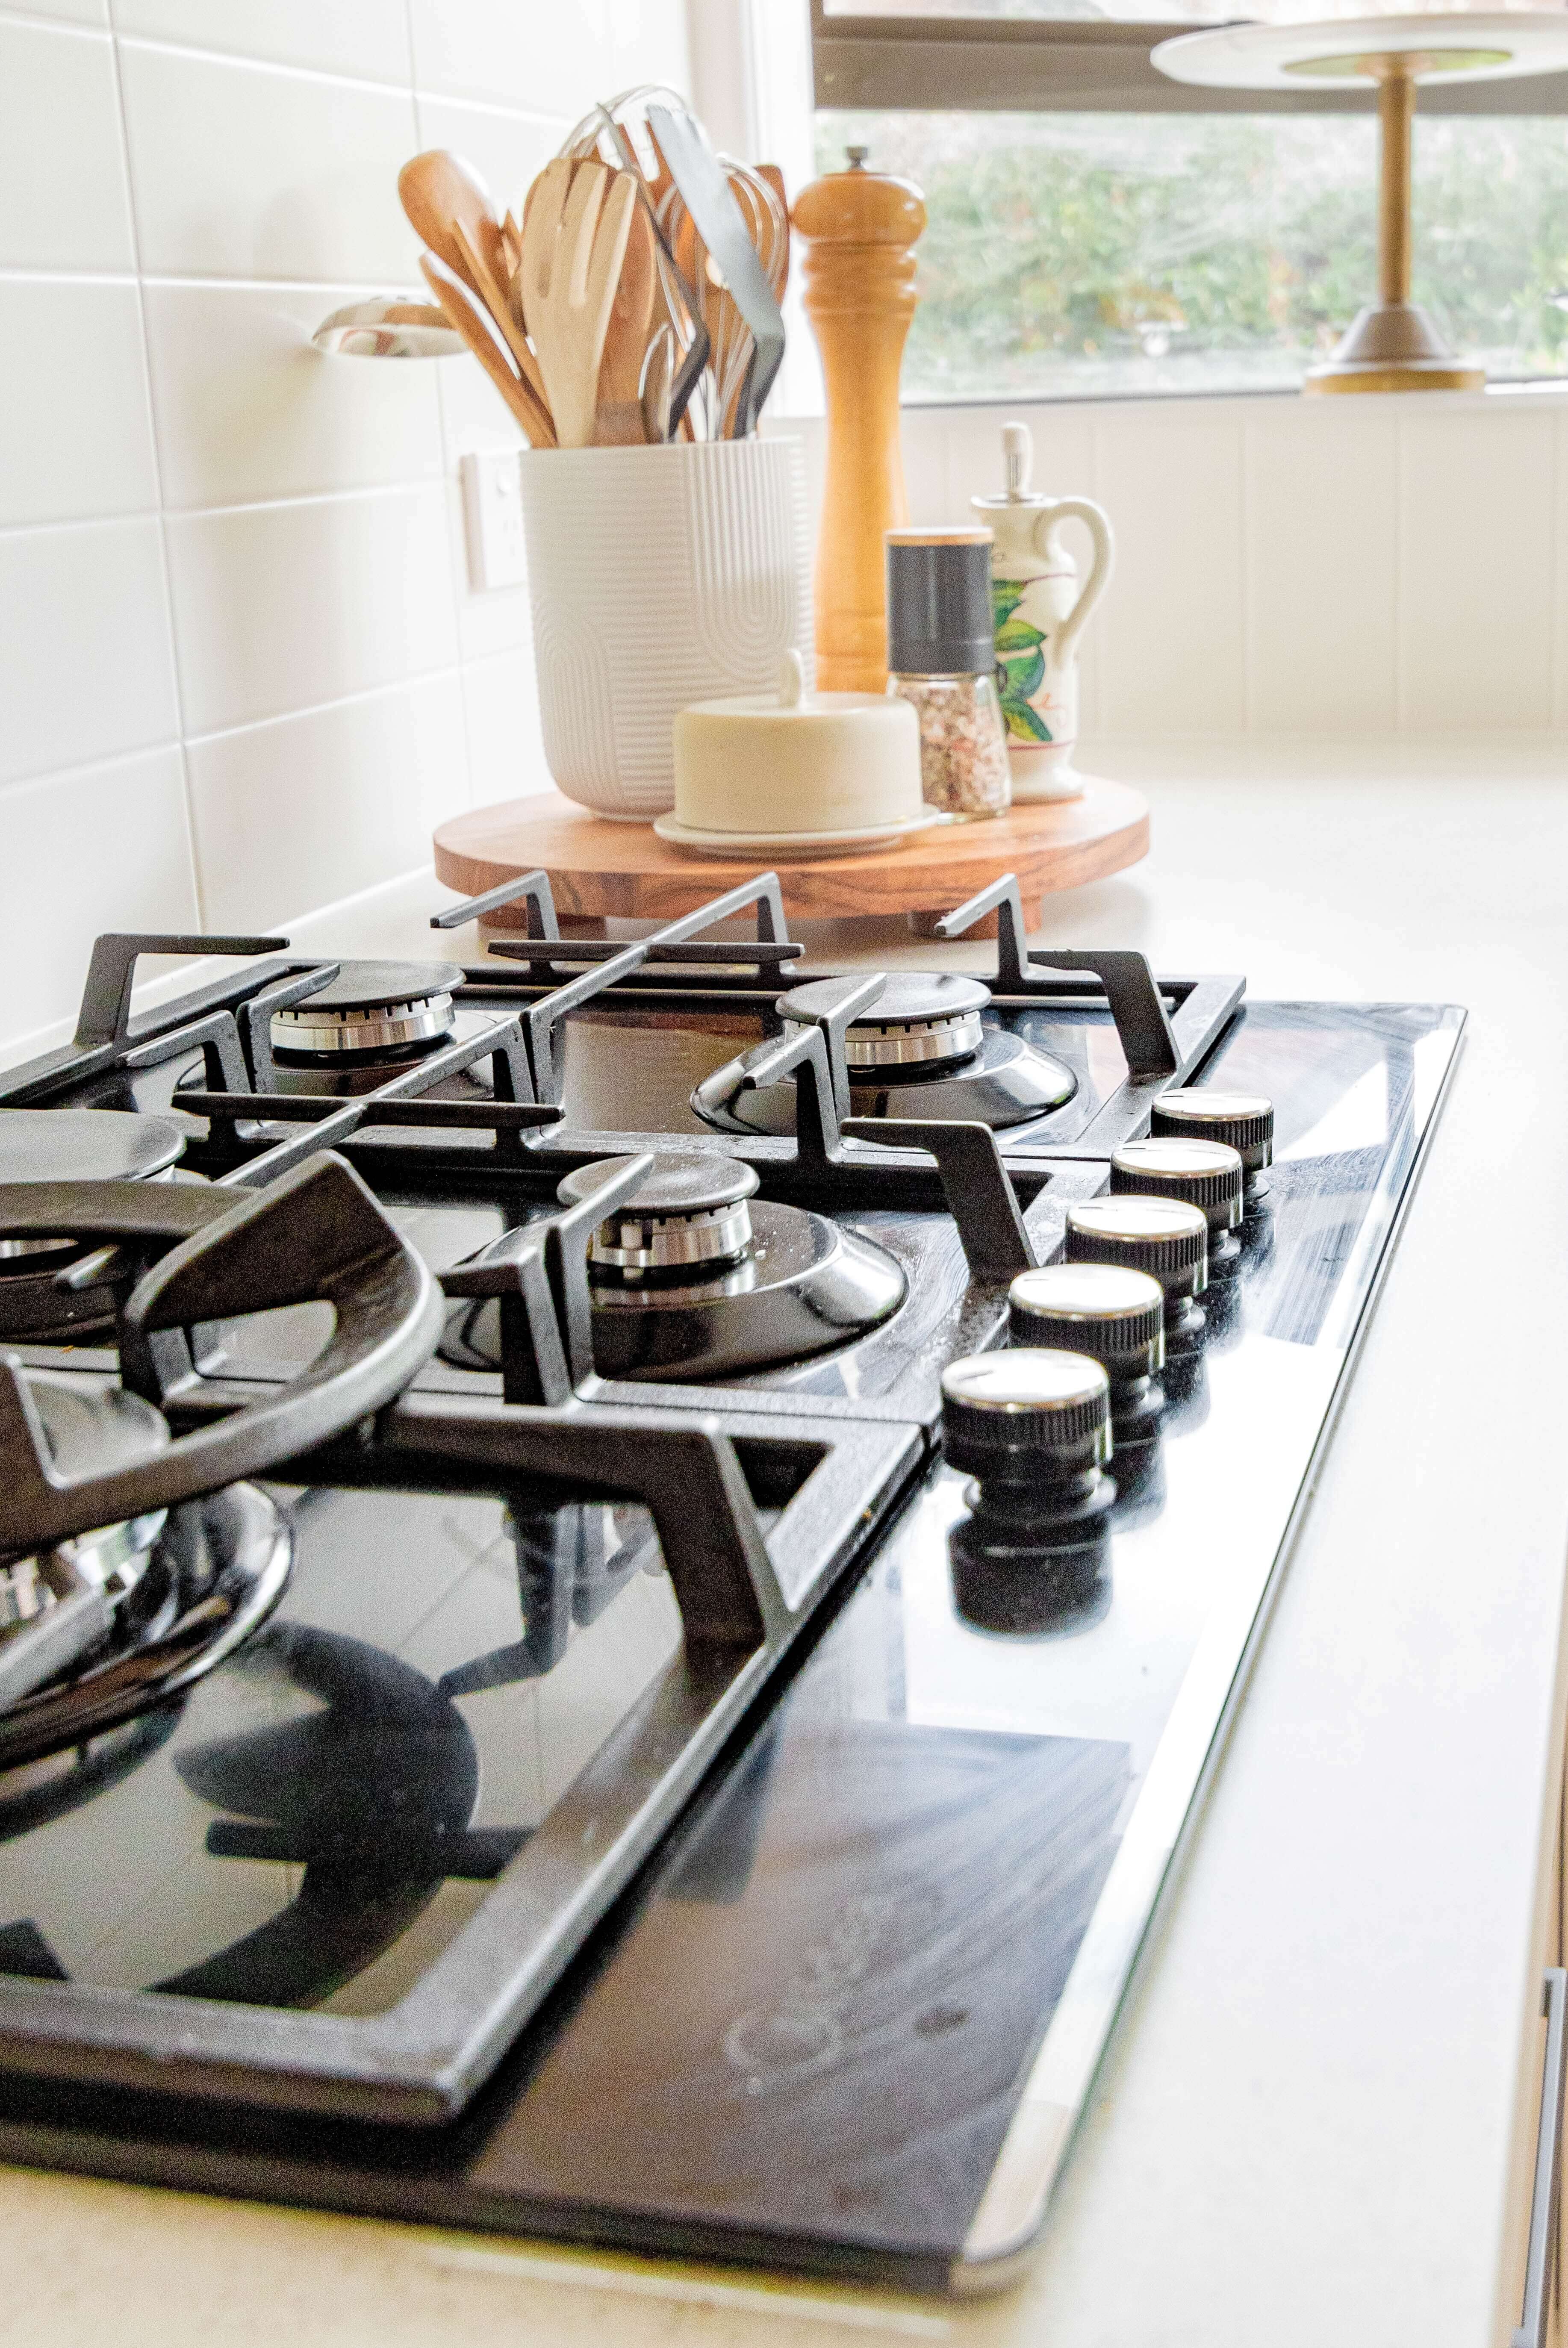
top-left (780, 972), bottom-right (993, 1075)
top-left (559, 1153), bottom-right (760, 1277)
top-left (841, 1006), bottom-right (987, 1071)
top-left (271, 959), bottom-right (463, 1059)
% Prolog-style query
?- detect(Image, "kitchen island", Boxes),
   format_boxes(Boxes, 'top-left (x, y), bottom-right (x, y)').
top-left (7, 735), bottom-right (1566, 2348)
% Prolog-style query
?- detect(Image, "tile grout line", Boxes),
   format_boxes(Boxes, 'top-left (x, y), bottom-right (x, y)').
top-left (103, 0), bottom-right (205, 926)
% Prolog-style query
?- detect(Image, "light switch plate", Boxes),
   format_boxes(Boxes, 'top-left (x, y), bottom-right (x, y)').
top-left (460, 450), bottom-right (527, 592)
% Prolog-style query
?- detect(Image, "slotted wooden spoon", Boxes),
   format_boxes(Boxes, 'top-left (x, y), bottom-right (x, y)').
top-left (522, 159), bottom-right (638, 450)
top-left (593, 198), bottom-right (657, 444)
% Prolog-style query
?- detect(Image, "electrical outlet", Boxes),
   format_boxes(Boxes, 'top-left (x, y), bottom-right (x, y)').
top-left (460, 449), bottom-right (527, 592)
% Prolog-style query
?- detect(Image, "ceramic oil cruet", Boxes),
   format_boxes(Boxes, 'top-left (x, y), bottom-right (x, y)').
top-left (971, 422), bottom-right (1114, 802)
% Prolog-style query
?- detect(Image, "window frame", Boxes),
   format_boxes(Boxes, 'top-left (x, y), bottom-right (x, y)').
top-left (810, 0), bottom-right (1568, 115)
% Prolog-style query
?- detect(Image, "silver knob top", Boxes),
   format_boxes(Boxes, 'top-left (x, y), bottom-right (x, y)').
top-left (1150, 1087), bottom-right (1274, 1173)
top-left (941, 1348), bottom-right (1112, 1470)
top-left (1008, 1263), bottom-right (1165, 1373)
top-left (1110, 1137), bottom-right (1244, 1231)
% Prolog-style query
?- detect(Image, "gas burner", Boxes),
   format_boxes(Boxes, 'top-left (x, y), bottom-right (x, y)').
top-left (558, 1151), bottom-right (759, 1277)
top-left (0, 1109), bottom-right (186, 1340)
top-left (443, 1151), bottom-right (908, 1384)
top-left (269, 960), bottom-right (463, 1063)
top-left (0, 1371), bottom-right (292, 1756)
top-left (690, 973), bottom-right (1077, 1138)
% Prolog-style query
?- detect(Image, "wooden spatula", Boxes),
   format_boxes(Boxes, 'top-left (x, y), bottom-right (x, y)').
top-left (418, 253), bottom-right (552, 449)
top-left (593, 199), bottom-right (657, 445)
top-left (522, 159), bottom-right (638, 450)
top-left (450, 215), bottom-right (552, 430)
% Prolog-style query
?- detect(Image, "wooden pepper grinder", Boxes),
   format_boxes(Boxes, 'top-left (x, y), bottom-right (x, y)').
top-left (793, 146), bottom-right (926, 693)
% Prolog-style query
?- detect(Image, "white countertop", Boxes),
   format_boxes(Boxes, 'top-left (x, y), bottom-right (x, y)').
top-left (12, 735), bottom-right (1568, 2348)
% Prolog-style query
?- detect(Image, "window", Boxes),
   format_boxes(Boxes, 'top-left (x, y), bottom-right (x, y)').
top-left (811, 3), bottom-right (1568, 397)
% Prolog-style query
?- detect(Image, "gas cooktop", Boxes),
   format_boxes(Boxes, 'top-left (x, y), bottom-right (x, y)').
top-left (0, 867), bottom-right (1462, 2293)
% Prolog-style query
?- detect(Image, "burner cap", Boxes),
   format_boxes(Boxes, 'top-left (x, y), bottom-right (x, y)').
top-left (271, 959), bottom-right (463, 1059)
top-left (0, 1109), bottom-right (184, 1187)
top-left (782, 974), bottom-right (992, 1073)
top-left (558, 1153), bottom-right (759, 1277)
top-left (0, 1111), bottom-right (186, 1265)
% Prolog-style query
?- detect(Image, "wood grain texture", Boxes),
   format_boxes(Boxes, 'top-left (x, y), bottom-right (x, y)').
top-left (432, 782), bottom-right (1149, 928)
top-left (792, 166), bottom-right (926, 694)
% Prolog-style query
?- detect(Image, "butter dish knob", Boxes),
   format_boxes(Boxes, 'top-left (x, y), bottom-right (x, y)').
top-left (778, 649), bottom-right (805, 707)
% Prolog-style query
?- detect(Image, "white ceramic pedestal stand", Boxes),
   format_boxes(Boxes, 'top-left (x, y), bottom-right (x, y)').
top-left (1153, 14), bottom-right (1568, 392)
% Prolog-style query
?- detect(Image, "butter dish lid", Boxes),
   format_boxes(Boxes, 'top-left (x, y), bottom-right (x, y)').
top-left (678, 652), bottom-right (908, 722)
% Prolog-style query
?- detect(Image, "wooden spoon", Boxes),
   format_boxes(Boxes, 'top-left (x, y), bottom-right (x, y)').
top-left (594, 199), bottom-right (657, 445)
top-left (451, 214), bottom-right (552, 426)
top-left (522, 159), bottom-right (638, 450)
top-left (400, 149), bottom-right (554, 430)
top-left (398, 149), bottom-right (503, 296)
top-left (418, 253), bottom-right (552, 448)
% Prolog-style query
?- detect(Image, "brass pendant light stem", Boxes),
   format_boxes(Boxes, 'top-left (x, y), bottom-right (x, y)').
top-left (1375, 59), bottom-right (1415, 307)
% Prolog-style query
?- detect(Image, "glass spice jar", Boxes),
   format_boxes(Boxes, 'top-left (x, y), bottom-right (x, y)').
top-left (885, 527), bottom-right (1011, 820)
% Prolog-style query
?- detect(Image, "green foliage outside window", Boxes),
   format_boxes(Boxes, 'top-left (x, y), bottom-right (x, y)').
top-left (817, 109), bottom-right (1568, 395)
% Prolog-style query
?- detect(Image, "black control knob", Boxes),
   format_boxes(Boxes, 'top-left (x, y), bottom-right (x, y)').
top-left (1064, 1195), bottom-right (1208, 1352)
top-left (1109, 1137), bottom-right (1244, 1274)
top-left (1150, 1088), bottom-right (1273, 1203)
top-left (1008, 1263), bottom-right (1166, 1449)
top-left (941, 1349), bottom-right (1115, 1627)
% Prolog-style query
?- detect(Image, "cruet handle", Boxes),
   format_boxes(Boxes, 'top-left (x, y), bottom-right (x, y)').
top-left (1032, 497), bottom-right (1114, 663)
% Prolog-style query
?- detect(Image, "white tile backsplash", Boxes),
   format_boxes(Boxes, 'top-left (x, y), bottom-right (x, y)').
top-left (0, 18), bottom-right (133, 272)
top-left (186, 672), bottom-right (469, 931)
top-left (110, 0), bottom-right (411, 85)
top-left (0, 279), bottom-right (157, 525)
top-left (407, 0), bottom-right (610, 115)
top-left (118, 42), bottom-right (419, 282)
top-left (165, 483), bottom-right (457, 737)
top-left (462, 646), bottom-right (541, 810)
top-left (0, 748), bottom-right (197, 1050)
top-left (142, 280), bottom-right (443, 510)
top-left (2, 0), bottom-right (109, 20)
top-left (0, 518), bottom-right (179, 784)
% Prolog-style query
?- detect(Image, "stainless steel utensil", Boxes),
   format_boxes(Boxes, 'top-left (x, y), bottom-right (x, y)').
top-left (646, 105), bottom-right (786, 438)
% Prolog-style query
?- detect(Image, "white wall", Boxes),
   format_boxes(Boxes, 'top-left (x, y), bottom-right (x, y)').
top-left (0, 0), bottom-right (690, 1064)
top-left (786, 385), bottom-right (1568, 745)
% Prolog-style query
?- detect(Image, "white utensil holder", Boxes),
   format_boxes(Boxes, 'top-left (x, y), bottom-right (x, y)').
top-left (519, 437), bottom-right (813, 819)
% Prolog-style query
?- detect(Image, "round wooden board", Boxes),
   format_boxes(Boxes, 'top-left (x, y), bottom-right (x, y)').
top-left (433, 779), bottom-right (1149, 932)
